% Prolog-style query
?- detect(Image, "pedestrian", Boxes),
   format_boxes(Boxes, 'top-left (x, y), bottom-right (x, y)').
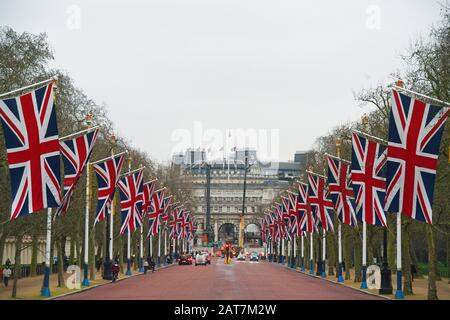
top-left (111, 261), bottom-right (120, 283)
top-left (143, 260), bottom-right (149, 274)
top-left (96, 257), bottom-right (102, 272)
top-left (3, 266), bottom-right (11, 287)
top-left (147, 257), bottom-right (155, 273)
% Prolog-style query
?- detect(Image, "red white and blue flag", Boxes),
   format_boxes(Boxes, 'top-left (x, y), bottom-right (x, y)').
top-left (93, 153), bottom-right (125, 224)
top-left (169, 206), bottom-right (184, 239)
top-left (147, 188), bottom-right (165, 236)
top-left (297, 183), bottom-right (316, 234)
top-left (287, 193), bottom-right (301, 236)
top-left (57, 128), bottom-right (99, 216)
top-left (141, 179), bottom-right (156, 216)
top-left (179, 210), bottom-right (190, 240)
top-left (119, 169), bottom-right (144, 234)
top-left (281, 197), bottom-right (292, 240)
top-left (161, 196), bottom-right (173, 226)
top-left (0, 82), bottom-right (61, 220)
top-left (327, 155), bottom-right (357, 226)
top-left (307, 172), bottom-right (334, 232)
top-left (351, 132), bottom-right (387, 226)
top-left (385, 90), bottom-right (449, 224)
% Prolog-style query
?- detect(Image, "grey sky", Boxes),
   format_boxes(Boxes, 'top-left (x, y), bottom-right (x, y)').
top-left (0, 0), bottom-right (444, 163)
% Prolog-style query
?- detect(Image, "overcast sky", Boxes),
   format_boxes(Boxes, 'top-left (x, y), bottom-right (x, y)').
top-left (0, 0), bottom-right (444, 163)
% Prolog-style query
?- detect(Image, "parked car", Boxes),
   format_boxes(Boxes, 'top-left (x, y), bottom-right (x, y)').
top-left (178, 255), bottom-right (193, 265)
top-left (195, 253), bottom-right (207, 266)
top-left (250, 252), bottom-right (259, 262)
top-left (237, 253), bottom-right (246, 261)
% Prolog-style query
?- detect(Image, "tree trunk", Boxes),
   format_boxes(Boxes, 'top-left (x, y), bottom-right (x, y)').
top-left (119, 236), bottom-right (124, 274)
top-left (426, 224), bottom-right (438, 300)
top-left (388, 215), bottom-right (396, 274)
top-left (447, 229), bottom-right (450, 284)
top-left (402, 221), bottom-right (413, 295)
top-left (343, 226), bottom-right (351, 280)
top-left (354, 229), bottom-right (362, 282)
top-left (69, 233), bottom-right (75, 266)
top-left (327, 233), bottom-right (335, 276)
top-left (0, 233), bottom-right (7, 266)
top-left (57, 236), bottom-right (65, 287)
top-left (367, 226), bottom-right (374, 265)
top-left (89, 227), bottom-right (95, 280)
top-left (30, 233), bottom-right (38, 277)
top-left (11, 236), bottom-right (22, 299)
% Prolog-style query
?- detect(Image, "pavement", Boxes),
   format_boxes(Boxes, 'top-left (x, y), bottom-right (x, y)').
top-left (56, 258), bottom-right (383, 300)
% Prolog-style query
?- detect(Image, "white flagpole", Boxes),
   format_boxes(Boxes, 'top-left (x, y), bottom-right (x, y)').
top-left (126, 231), bottom-right (131, 275)
top-left (0, 77), bottom-right (56, 99)
top-left (281, 238), bottom-right (285, 264)
top-left (41, 208), bottom-right (52, 296)
top-left (301, 234), bottom-right (305, 271)
top-left (361, 221), bottom-right (368, 288)
top-left (139, 226), bottom-right (144, 272)
top-left (338, 223), bottom-right (344, 282)
top-left (310, 232), bottom-right (314, 274)
top-left (322, 231), bottom-right (326, 278)
top-left (164, 228), bottom-right (167, 265)
top-left (293, 237), bottom-right (297, 269)
top-left (395, 213), bottom-right (404, 298)
top-left (150, 235), bottom-right (153, 257)
top-left (157, 229), bottom-right (161, 267)
top-left (109, 197), bottom-right (114, 261)
top-left (82, 162), bottom-right (90, 286)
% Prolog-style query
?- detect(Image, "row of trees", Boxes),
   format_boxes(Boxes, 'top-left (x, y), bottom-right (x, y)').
top-left (0, 26), bottom-right (194, 298)
top-left (270, 5), bottom-right (449, 300)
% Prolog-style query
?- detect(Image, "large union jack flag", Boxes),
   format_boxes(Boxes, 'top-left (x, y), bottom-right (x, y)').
top-left (327, 155), bottom-right (357, 226)
top-left (179, 210), bottom-right (192, 240)
top-left (0, 82), bottom-right (61, 220)
top-left (119, 169), bottom-right (144, 234)
top-left (147, 188), bottom-right (165, 236)
top-left (161, 196), bottom-right (173, 226)
top-left (281, 197), bottom-right (292, 240)
top-left (93, 153), bottom-right (125, 224)
top-left (307, 172), bottom-right (334, 232)
top-left (385, 90), bottom-right (449, 224)
top-left (351, 132), bottom-right (387, 226)
top-left (56, 128), bottom-right (99, 216)
top-left (297, 183), bottom-right (317, 234)
top-left (169, 206), bottom-right (184, 239)
top-left (287, 192), bottom-right (301, 236)
top-left (141, 179), bottom-right (156, 216)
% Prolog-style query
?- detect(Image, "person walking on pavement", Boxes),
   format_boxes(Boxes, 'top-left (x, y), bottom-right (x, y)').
top-left (111, 261), bottom-right (120, 283)
top-left (3, 266), bottom-right (11, 287)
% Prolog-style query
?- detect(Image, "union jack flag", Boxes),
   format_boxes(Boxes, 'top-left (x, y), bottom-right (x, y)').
top-left (307, 172), bottom-right (334, 232)
top-left (297, 183), bottom-right (316, 234)
top-left (169, 206), bottom-right (184, 239)
top-left (327, 155), bottom-right (357, 226)
top-left (351, 132), bottom-right (387, 226)
top-left (287, 192), bottom-right (301, 236)
top-left (0, 82), bottom-right (61, 220)
top-left (161, 196), bottom-right (172, 226)
top-left (141, 179), bottom-right (156, 216)
top-left (56, 128), bottom-right (99, 216)
top-left (281, 197), bottom-right (293, 239)
top-left (93, 154), bottom-right (125, 224)
top-left (274, 204), bottom-right (287, 240)
top-left (385, 90), bottom-right (449, 224)
top-left (179, 210), bottom-right (190, 240)
top-left (119, 169), bottom-right (144, 234)
top-left (147, 189), bottom-right (165, 236)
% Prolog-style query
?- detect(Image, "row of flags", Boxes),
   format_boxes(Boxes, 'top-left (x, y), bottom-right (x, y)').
top-left (262, 88), bottom-right (449, 242)
top-left (0, 80), bottom-right (197, 241)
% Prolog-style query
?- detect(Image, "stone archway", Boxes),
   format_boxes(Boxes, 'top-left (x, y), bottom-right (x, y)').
top-left (244, 222), bottom-right (261, 247)
top-left (218, 223), bottom-right (238, 244)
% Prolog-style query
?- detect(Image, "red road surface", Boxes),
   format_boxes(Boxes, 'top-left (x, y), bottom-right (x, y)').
top-left (57, 258), bottom-right (382, 300)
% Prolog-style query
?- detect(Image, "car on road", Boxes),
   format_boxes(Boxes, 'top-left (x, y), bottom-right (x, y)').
top-left (237, 253), bottom-right (246, 261)
top-left (195, 253), bottom-right (207, 266)
top-left (249, 252), bottom-right (259, 262)
top-left (201, 251), bottom-right (211, 264)
top-left (178, 255), bottom-right (193, 265)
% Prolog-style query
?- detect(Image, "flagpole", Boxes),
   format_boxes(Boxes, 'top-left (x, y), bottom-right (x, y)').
top-left (82, 115), bottom-right (92, 286)
top-left (126, 156), bottom-right (132, 276)
top-left (301, 234), bottom-right (305, 272)
top-left (309, 232), bottom-right (314, 274)
top-left (395, 212), bottom-right (404, 298)
top-left (40, 208), bottom-right (52, 297)
top-left (335, 138), bottom-right (344, 283)
top-left (360, 115), bottom-right (369, 289)
top-left (139, 226), bottom-right (144, 272)
top-left (292, 237), bottom-right (297, 269)
top-left (157, 227), bottom-right (161, 267)
top-left (0, 77), bottom-right (56, 99)
top-left (321, 230), bottom-right (326, 278)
